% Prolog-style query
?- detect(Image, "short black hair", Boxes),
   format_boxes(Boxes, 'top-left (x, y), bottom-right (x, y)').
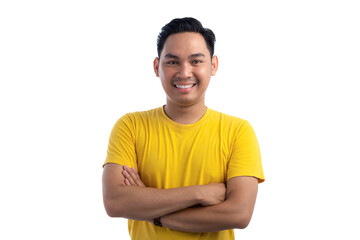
top-left (157, 17), bottom-right (216, 58)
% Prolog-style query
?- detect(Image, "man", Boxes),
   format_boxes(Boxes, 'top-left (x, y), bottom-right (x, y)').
top-left (102, 17), bottom-right (265, 240)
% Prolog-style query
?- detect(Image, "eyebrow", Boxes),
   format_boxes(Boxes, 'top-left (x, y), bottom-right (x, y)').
top-left (164, 54), bottom-right (180, 59)
top-left (164, 53), bottom-right (206, 59)
top-left (189, 53), bottom-right (206, 58)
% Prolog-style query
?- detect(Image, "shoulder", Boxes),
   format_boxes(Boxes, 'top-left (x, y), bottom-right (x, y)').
top-left (128, 107), bottom-right (162, 118)
top-left (114, 107), bottom-right (163, 129)
top-left (207, 108), bottom-right (251, 130)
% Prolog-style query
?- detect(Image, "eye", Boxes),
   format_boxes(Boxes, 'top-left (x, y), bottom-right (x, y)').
top-left (167, 61), bottom-right (177, 65)
top-left (192, 60), bottom-right (202, 64)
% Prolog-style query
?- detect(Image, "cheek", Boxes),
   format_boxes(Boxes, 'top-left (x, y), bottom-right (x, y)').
top-left (159, 66), bottom-right (175, 79)
top-left (158, 70), bottom-right (169, 83)
top-left (195, 67), bottom-right (212, 80)
top-left (159, 72), bottom-right (173, 90)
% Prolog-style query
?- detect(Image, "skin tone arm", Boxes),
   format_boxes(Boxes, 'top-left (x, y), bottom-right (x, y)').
top-left (102, 163), bottom-right (226, 221)
top-left (123, 167), bottom-right (259, 232)
top-left (162, 177), bottom-right (258, 232)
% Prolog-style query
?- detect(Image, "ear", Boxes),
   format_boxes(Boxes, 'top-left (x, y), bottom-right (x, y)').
top-left (153, 57), bottom-right (160, 77)
top-left (211, 55), bottom-right (219, 76)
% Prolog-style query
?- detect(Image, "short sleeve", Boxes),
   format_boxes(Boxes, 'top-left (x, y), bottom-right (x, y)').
top-left (103, 114), bottom-right (137, 168)
top-left (226, 120), bottom-right (265, 183)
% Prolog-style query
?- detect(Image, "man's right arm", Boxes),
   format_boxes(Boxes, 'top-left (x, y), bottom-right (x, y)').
top-left (102, 163), bottom-right (225, 221)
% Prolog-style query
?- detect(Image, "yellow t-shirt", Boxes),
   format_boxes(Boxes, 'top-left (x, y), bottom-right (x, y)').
top-left (104, 106), bottom-right (265, 240)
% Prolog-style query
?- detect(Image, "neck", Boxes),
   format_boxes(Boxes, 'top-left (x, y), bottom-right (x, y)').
top-left (163, 101), bottom-right (207, 125)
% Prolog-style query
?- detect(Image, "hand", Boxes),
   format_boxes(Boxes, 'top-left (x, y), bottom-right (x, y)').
top-left (122, 165), bottom-right (146, 187)
top-left (198, 183), bottom-right (226, 206)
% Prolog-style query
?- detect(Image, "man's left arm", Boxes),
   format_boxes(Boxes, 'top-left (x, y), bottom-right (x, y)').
top-left (158, 120), bottom-right (263, 232)
top-left (161, 176), bottom-right (258, 232)
top-left (123, 167), bottom-right (259, 232)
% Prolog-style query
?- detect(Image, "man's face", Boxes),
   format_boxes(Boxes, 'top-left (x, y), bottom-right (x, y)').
top-left (154, 32), bottom-right (218, 108)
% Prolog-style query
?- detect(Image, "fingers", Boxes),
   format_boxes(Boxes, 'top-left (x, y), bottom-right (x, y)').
top-left (131, 167), bottom-right (145, 187)
top-left (124, 178), bottom-right (131, 186)
top-left (123, 166), bottom-right (136, 185)
top-left (122, 165), bottom-right (145, 187)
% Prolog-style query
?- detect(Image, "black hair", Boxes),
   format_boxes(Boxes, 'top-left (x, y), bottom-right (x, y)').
top-left (157, 17), bottom-right (216, 58)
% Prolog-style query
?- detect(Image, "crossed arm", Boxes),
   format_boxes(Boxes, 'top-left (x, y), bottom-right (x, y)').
top-left (102, 163), bottom-right (258, 232)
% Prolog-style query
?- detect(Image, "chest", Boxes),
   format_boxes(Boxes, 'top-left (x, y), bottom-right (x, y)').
top-left (135, 125), bottom-right (231, 188)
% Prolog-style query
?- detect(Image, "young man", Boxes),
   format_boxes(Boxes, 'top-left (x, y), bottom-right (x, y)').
top-left (102, 17), bottom-right (265, 240)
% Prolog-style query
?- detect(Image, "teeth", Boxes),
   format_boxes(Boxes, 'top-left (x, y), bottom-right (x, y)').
top-left (175, 84), bottom-right (194, 89)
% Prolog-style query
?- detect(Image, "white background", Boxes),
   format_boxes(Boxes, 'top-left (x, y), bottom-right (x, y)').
top-left (1, 0), bottom-right (359, 239)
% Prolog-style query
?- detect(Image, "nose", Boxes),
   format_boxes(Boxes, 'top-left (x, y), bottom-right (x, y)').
top-left (178, 62), bottom-right (193, 79)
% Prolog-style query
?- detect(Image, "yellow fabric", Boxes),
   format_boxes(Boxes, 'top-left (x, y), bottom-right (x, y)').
top-left (104, 106), bottom-right (265, 240)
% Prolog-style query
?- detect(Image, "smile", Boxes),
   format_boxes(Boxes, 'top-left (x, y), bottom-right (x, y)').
top-left (174, 84), bottom-right (196, 89)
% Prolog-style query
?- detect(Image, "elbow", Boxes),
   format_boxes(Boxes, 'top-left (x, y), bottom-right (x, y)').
top-left (235, 218), bottom-right (250, 229)
top-left (233, 212), bottom-right (253, 229)
top-left (104, 203), bottom-right (117, 218)
top-left (103, 197), bottom-right (151, 221)
top-left (104, 204), bottom-right (128, 218)
top-left (106, 210), bottom-right (117, 218)
top-left (103, 198), bottom-right (125, 218)
top-left (105, 207), bottom-right (118, 218)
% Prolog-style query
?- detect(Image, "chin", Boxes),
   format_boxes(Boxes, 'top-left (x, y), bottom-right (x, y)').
top-left (172, 98), bottom-right (204, 107)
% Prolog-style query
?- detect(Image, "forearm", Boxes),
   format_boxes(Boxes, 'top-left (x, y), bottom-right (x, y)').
top-left (161, 177), bottom-right (259, 233)
top-left (104, 185), bottom-right (202, 221)
top-left (162, 197), bottom-right (251, 232)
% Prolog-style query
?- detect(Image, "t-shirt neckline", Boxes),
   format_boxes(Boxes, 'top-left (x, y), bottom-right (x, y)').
top-left (159, 105), bottom-right (211, 130)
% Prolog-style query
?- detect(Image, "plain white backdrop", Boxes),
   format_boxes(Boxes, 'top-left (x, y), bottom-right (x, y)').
top-left (1, 0), bottom-right (359, 239)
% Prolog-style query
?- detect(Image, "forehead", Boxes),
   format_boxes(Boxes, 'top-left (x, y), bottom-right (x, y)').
top-left (161, 32), bottom-right (209, 58)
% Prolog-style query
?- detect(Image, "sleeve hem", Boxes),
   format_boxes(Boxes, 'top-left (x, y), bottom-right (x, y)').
top-left (227, 174), bottom-right (265, 184)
